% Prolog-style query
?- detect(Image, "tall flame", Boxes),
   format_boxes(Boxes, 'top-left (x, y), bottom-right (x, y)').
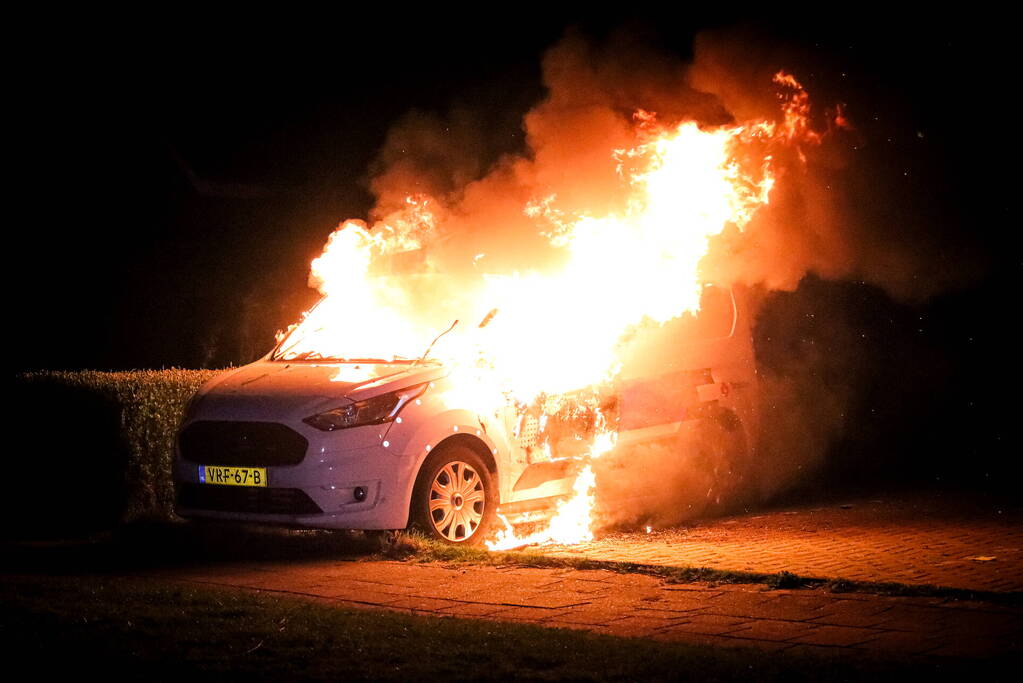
top-left (280, 72), bottom-right (823, 547)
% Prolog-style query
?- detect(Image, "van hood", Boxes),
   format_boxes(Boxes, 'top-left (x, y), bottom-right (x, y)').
top-left (190, 360), bottom-right (446, 422)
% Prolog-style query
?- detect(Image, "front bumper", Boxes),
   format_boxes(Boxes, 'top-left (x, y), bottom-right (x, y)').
top-left (173, 431), bottom-right (417, 531)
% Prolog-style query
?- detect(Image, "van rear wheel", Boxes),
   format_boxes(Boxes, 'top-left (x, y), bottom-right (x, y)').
top-left (686, 410), bottom-right (753, 515)
top-left (411, 445), bottom-right (496, 546)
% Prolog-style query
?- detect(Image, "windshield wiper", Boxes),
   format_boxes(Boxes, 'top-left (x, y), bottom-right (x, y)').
top-left (274, 326), bottom-right (325, 360)
top-left (287, 351), bottom-right (323, 361)
top-left (414, 320), bottom-right (459, 366)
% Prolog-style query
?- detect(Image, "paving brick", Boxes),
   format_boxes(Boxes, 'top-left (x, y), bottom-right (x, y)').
top-left (533, 578), bottom-right (613, 595)
top-left (421, 580), bottom-right (588, 609)
top-left (384, 595), bottom-right (462, 612)
top-left (853, 631), bottom-right (944, 656)
top-left (787, 625), bottom-right (882, 647)
top-left (541, 493), bottom-right (1023, 592)
top-left (757, 594), bottom-right (836, 621)
top-left (806, 600), bottom-right (892, 628)
top-left (150, 492), bottom-right (1023, 662)
top-left (660, 586), bottom-right (726, 596)
top-left (632, 605), bottom-right (707, 619)
top-left (647, 630), bottom-right (732, 647)
top-left (600, 572), bottom-right (664, 590)
top-left (490, 605), bottom-right (565, 622)
top-left (600, 615), bottom-right (675, 637)
top-left (783, 643), bottom-right (861, 659)
top-left (437, 602), bottom-right (510, 617)
top-left (727, 618), bottom-right (817, 642)
top-left (702, 591), bottom-right (818, 621)
top-left (872, 605), bottom-right (955, 633)
top-left (709, 635), bottom-right (797, 652)
top-left (550, 569), bottom-right (617, 582)
top-left (318, 587), bottom-right (407, 606)
top-left (642, 590), bottom-right (718, 613)
top-left (661, 614), bottom-right (750, 636)
top-left (545, 606), bottom-right (626, 626)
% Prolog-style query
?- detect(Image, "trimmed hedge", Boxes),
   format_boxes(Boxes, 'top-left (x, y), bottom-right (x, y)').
top-left (11, 370), bottom-right (223, 536)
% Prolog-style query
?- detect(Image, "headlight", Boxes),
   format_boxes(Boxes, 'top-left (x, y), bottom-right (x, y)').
top-left (303, 383), bottom-right (428, 432)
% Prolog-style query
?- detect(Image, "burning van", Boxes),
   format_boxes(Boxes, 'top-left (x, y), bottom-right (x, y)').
top-left (169, 74), bottom-right (828, 545)
top-left (172, 281), bottom-right (757, 546)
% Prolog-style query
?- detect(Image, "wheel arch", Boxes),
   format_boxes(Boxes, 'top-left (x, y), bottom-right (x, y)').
top-left (430, 433), bottom-right (498, 475)
top-left (399, 430), bottom-right (501, 530)
top-left (408, 433), bottom-right (499, 507)
top-left (407, 433), bottom-right (499, 543)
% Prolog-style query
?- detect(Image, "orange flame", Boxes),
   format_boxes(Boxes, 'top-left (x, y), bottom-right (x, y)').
top-left (281, 71), bottom-right (824, 547)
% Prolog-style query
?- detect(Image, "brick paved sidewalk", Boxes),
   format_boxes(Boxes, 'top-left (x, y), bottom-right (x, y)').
top-left (541, 493), bottom-right (1023, 592)
top-left (151, 560), bottom-right (1022, 660)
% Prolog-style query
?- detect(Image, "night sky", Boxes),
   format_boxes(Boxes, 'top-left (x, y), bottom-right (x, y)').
top-left (16, 13), bottom-right (1014, 490)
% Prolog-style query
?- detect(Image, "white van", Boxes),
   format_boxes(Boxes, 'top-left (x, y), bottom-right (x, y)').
top-left (173, 284), bottom-right (757, 544)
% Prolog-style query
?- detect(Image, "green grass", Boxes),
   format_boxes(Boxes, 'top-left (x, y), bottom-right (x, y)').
top-left (0, 574), bottom-right (992, 682)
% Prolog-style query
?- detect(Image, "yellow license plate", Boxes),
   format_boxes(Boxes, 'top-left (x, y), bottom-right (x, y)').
top-left (200, 465), bottom-right (268, 487)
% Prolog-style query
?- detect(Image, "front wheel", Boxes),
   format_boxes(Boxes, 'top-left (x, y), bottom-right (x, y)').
top-left (410, 446), bottom-right (496, 545)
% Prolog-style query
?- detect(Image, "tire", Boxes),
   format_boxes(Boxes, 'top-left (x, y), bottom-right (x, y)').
top-left (410, 445), bottom-right (496, 546)
top-left (685, 409), bottom-right (753, 515)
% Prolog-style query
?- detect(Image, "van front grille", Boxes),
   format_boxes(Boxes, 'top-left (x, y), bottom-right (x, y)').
top-left (179, 421), bottom-right (307, 466)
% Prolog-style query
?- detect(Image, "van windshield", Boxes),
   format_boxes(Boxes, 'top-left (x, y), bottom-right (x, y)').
top-left (270, 258), bottom-right (449, 362)
top-left (269, 294), bottom-right (415, 362)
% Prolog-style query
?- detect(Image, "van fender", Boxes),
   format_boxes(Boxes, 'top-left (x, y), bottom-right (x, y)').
top-left (391, 408), bottom-right (506, 527)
